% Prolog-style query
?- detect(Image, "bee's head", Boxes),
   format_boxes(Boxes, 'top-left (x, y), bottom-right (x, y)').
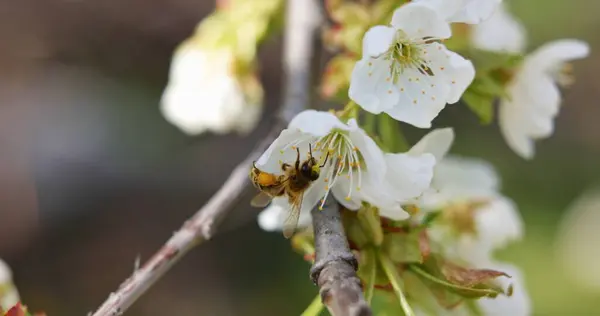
top-left (301, 158), bottom-right (320, 181)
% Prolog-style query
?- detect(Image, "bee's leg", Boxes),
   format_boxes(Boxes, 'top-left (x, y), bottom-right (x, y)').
top-left (281, 163), bottom-right (291, 171)
top-left (295, 147), bottom-right (300, 170)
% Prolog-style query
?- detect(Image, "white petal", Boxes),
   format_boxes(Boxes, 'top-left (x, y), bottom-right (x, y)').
top-left (445, 51), bottom-right (476, 104)
top-left (477, 263), bottom-right (532, 316)
top-left (349, 126), bottom-right (387, 183)
top-left (447, 0), bottom-right (502, 24)
top-left (409, 128), bottom-right (455, 161)
top-left (362, 25), bottom-right (396, 58)
top-left (300, 178), bottom-right (328, 215)
top-left (255, 128), bottom-right (306, 172)
top-left (0, 259), bottom-right (19, 311)
top-left (331, 179), bottom-right (362, 210)
top-left (353, 174), bottom-right (411, 220)
top-left (471, 4), bottom-right (527, 54)
top-left (349, 59), bottom-right (400, 114)
top-left (432, 156), bottom-right (500, 203)
top-left (257, 200), bottom-right (288, 231)
top-left (257, 198), bottom-right (312, 232)
top-left (499, 100), bottom-right (536, 160)
top-left (0, 259), bottom-right (11, 283)
top-left (499, 67), bottom-right (561, 159)
top-left (556, 188), bottom-right (600, 291)
top-left (288, 110), bottom-right (349, 136)
top-left (474, 197), bottom-right (523, 251)
top-left (384, 70), bottom-right (451, 128)
top-left (414, 0), bottom-right (501, 25)
top-left (391, 2), bottom-right (451, 39)
top-left (160, 45), bottom-right (257, 135)
top-left (384, 153), bottom-right (436, 201)
top-left (527, 39), bottom-right (590, 72)
top-left (379, 204), bottom-right (411, 221)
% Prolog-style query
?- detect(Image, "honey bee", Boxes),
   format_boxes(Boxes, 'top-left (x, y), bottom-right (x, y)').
top-left (250, 144), bottom-right (329, 238)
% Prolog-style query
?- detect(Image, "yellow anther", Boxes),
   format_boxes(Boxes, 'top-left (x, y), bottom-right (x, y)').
top-left (324, 178), bottom-right (329, 183)
top-left (413, 99), bottom-right (418, 104)
top-left (345, 196), bottom-right (351, 201)
top-left (421, 90), bottom-right (426, 95)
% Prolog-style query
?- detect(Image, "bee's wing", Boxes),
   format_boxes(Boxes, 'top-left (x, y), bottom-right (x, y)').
top-left (282, 191), bottom-right (304, 239)
top-left (250, 192), bottom-right (274, 208)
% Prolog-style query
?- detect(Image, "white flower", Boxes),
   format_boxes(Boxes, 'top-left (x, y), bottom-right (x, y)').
top-left (258, 199), bottom-right (312, 232)
top-left (414, 0), bottom-right (502, 24)
top-left (471, 3), bottom-right (526, 54)
top-left (410, 129), bottom-right (523, 264)
top-left (499, 40), bottom-right (589, 159)
top-left (477, 262), bottom-right (532, 316)
top-left (255, 110), bottom-right (435, 231)
top-left (556, 187), bottom-right (600, 291)
top-left (0, 259), bottom-right (19, 311)
top-left (349, 3), bottom-right (475, 128)
top-left (160, 44), bottom-right (262, 136)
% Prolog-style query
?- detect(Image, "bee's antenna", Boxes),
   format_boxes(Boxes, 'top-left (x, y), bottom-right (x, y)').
top-left (309, 143), bottom-right (313, 157)
top-left (319, 151), bottom-right (330, 168)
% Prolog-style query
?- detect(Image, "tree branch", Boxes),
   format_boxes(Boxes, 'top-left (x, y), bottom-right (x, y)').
top-left (310, 197), bottom-right (373, 316)
top-left (91, 0), bottom-right (322, 315)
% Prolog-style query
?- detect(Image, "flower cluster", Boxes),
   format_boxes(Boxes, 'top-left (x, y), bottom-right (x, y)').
top-left (0, 259), bottom-right (19, 312)
top-left (159, 0), bottom-right (589, 314)
top-left (160, 0), bottom-right (282, 136)
top-left (249, 0), bottom-right (588, 315)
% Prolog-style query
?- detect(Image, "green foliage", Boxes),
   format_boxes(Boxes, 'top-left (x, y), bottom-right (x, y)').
top-left (462, 50), bottom-right (525, 124)
top-left (192, 0), bottom-right (284, 66)
top-left (382, 230), bottom-right (424, 264)
top-left (377, 114), bottom-right (409, 153)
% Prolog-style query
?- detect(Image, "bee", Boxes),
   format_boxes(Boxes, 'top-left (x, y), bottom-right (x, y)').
top-left (250, 144), bottom-right (329, 238)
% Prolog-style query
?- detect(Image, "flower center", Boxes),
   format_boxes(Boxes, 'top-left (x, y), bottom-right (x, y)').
top-left (314, 130), bottom-right (364, 209)
top-left (380, 33), bottom-right (432, 84)
top-left (554, 63), bottom-right (575, 87)
top-left (443, 199), bottom-right (490, 236)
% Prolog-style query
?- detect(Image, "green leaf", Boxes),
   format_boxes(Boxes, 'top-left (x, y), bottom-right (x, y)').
top-left (462, 89), bottom-right (495, 125)
top-left (356, 247), bottom-right (389, 287)
top-left (378, 252), bottom-right (416, 316)
top-left (382, 230), bottom-right (424, 264)
top-left (330, 3), bottom-right (370, 25)
top-left (469, 49), bottom-right (524, 74)
top-left (357, 206), bottom-right (384, 246)
top-left (377, 114), bottom-right (409, 153)
top-left (420, 211), bottom-right (442, 227)
top-left (409, 256), bottom-right (510, 301)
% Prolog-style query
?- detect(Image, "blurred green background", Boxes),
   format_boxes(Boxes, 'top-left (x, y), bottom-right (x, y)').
top-left (1, 0), bottom-right (599, 315)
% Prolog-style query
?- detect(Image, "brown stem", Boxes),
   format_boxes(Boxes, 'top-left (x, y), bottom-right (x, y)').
top-left (310, 198), bottom-right (373, 316)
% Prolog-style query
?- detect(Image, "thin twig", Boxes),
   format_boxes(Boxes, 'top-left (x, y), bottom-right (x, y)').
top-left (91, 0), bottom-right (321, 314)
top-left (310, 197), bottom-right (372, 316)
